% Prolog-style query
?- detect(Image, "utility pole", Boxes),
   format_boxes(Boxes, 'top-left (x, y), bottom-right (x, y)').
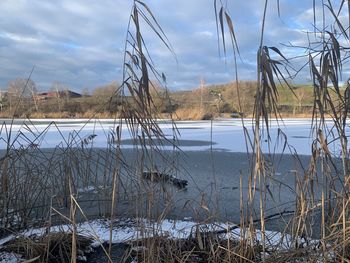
top-left (0, 89), bottom-right (2, 111)
top-left (53, 82), bottom-right (62, 111)
top-left (200, 77), bottom-right (205, 109)
top-left (30, 85), bottom-right (39, 111)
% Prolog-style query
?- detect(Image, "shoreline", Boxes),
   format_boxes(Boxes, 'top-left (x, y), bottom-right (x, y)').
top-left (0, 115), bottom-right (317, 121)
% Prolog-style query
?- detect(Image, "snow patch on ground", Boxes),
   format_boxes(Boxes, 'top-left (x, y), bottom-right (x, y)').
top-left (0, 252), bottom-right (23, 263)
top-left (77, 186), bottom-right (98, 194)
top-left (0, 217), bottom-right (322, 262)
top-left (0, 218), bottom-right (314, 250)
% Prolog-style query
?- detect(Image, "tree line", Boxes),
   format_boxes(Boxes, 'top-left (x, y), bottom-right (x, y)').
top-left (0, 78), bottom-right (316, 119)
top-left (0, 79), bottom-right (120, 118)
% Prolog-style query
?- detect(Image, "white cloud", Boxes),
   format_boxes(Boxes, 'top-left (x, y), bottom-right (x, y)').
top-left (0, 0), bottom-right (342, 92)
top-left (0, 32), bottom-right (40, 44)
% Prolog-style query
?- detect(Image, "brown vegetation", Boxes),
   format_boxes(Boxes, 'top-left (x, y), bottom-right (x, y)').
top-left (3, 233), bottom-right (92, 263)
top-left (0, 80), bottom-right (316, 120)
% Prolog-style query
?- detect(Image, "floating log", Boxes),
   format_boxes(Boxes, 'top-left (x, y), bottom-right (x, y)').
top-left (142, 171), bottom-right (188, 189)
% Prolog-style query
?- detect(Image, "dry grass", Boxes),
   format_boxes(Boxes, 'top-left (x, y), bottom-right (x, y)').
top-left (279, 113), bottom-right (313, 118)
top-left (2, 232), bottom-right (92, 263)
top-left (1, 110), bottom-right (119, 119)
top-left (128, 236), bottom-right (262, 263)
top-left (174, 107), bottom-right (214, 120)
top-left (127, 234), bottom-right (330, 263)
top-left (0, 109), bottom-right (315, 120)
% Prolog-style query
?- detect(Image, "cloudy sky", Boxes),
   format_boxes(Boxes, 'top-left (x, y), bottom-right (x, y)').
top-left (0, 0), bottom-right (340, 92)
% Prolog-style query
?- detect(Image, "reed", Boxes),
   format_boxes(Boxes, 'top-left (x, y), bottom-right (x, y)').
top-left (2, 0), bottom-right (350, 262)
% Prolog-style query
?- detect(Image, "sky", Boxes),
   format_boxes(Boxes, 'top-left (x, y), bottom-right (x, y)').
top-left (0, 0), bottom-right (344, 93)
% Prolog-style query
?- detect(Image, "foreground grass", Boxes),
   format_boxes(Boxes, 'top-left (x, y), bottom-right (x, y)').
top-left (0, 217), bottom-right (337, 262)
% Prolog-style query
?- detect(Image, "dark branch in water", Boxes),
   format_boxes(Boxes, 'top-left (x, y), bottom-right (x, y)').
top-left (142, 171), bottom-right (188, 189)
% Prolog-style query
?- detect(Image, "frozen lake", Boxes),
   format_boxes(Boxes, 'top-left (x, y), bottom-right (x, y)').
top-left (0, 118), bottom-right (341, 155)
top-left (0, 118), bottom-right (342, 236)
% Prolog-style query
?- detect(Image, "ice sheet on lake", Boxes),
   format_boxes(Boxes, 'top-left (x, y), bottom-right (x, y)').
top-left (0, 118), bottom-right (342, 155)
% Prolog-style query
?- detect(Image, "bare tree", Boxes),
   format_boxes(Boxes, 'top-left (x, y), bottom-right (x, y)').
top-left (51, 82), bottom-right (70, 111)
top-left (81, 87), bottom-right (90, 97)
top-left (92, 82), bottom-right (118, 99)
top-left (292, 87), bottom-right (306, 115)
top-left (7, 78), bottom-right (38, 111)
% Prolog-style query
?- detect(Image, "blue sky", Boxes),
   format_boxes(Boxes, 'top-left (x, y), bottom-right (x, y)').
top-left (0, 0), bottom-right (342, 92)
